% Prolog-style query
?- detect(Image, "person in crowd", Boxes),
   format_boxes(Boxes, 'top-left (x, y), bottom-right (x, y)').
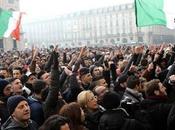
top-left (89, 65), bottom-right (103, 80)
top-left (0, 67), bottom-right (10, 79)
top-left (121, 75), bottom-right (144, 116)
top-left (93, 85), bottom-right (109, 105)
top-left (37, 71), bottom-right (51, 86)
top-left (12, 67), bottom-right (23, 79)
top-left (23, 72), bottom-right (37, 94)
top-left (43, 46), bottom-right (65, 119)
top-left (1, 95), bottom-right (38, 130)
top-left (114, 74), bottom-right (128, 98)
top-left (99, 90), bottom-right (146, 130)
top-left (79, 67), bottom-right (93, 90)
top-left (91, 77), bottom-right (108, 89)
top-left (28, 79), bottom-right (46, 126)
top-left (139, 79), bottom-right (172, 130)
top-left (39, 115), bottom-right (70, 130)
top-left (0, 79), bottom-right (11, 124)
top-left (59, 102), bottom-right (87, 130)
top-left (8, 78), bottom-right (23, 96)
top-left (77, 90), bottom-right (104, 130)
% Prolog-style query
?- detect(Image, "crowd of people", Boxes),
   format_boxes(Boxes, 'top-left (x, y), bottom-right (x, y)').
top-left (0, 44), bottom-right (175, 130)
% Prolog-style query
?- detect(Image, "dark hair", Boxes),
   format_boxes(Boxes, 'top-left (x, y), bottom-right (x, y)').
top-left (127, 75), bottom-right (140, 89)
top-left (33, 80), bottom-right (46, 94)
top-left (37, 70), bottom-right (46, 79)
top-left (39, 115), bottom-right (69, 130)
top-left (145, 79), bottom-right (160, 97)
top-left (102, 91), bottom-right (120, 109)
top-left (7, 77), bottom-right (18, 84)
top-left (13, 67), bottom-right (22, 74)
top-left (0, 67), bottom-right (8, 71)
top-left (59, 102), bottom-right (84, 130)
top-left (0, 75), bottom-right (5, 79)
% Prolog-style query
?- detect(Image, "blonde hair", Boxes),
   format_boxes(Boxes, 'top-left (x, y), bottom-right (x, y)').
top-left (77, 90), bottom-right (93, 109)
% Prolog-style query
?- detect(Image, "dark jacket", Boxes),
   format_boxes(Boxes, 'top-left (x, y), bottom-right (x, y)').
top-left (1, 117), bottom-right (38, 130)
top-left (43, 51), bottom-right (65, 119)
top-left (167, 104), bottom-right (175, 130)
top-left (120, 88), bottom-right (144, 118)
top-left (85, 106), bottom-right (104, 130)
top-left (99, 108), bottom-right (146, 130)
top-left (62, 73), bottom-right (83, 103)
top-left (0, 100), bottom-right (9, 125)
top-left (28, 96), bottom-right (44, 126)
top-left (140, 96), bottom-right (172, 130)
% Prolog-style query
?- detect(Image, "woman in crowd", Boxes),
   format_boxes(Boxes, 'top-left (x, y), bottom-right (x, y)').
top-left (39, 115), bottom-right (70, 130)
top-left (59, 102), bottom-right (87, 130)
top-left (77, 90), bottom-right (104, 130)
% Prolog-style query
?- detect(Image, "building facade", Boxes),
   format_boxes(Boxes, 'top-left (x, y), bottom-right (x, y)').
top-left (23, 3), bottom-right (175, 48)
top-left (0, 0), bottom-right (21, 50)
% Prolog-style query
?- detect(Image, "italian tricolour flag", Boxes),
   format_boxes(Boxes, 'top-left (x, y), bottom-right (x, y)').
top-left (135, 0), bottom-right (175, 29)
top-left (0, 8), bottom-right (22, 40)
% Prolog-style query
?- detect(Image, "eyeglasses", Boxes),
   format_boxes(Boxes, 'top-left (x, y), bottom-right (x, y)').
top-left (87, 96), bottom-right (97, 102)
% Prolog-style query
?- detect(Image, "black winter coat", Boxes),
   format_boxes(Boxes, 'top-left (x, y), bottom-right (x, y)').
top-left (85, 107), bottom-right (104, 130)
top-left (99, 108), bottom-right (146, 130)
top-left (140, 96), bottom-right (172, 130)
top-left (1, 117), bottom-right (38, 130)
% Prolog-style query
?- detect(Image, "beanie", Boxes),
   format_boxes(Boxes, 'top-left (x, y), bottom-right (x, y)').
top-left (0, 79), bottom-right (9, 96)
top-left (7, 95), bottom-right (27, 115)
top-left (102, 91), bottom-right (120, 110)
top-left (79, 67), bottom-right (89, 78)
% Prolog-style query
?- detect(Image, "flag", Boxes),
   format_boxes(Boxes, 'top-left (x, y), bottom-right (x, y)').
top-left (11, 13), bottom-right (22, 41)
top-left (135, 0), bottom-right (175, 29)
top-left (0, 8), bottom-right (21, 39)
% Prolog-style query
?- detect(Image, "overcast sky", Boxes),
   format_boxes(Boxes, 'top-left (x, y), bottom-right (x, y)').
top-left (20, 0), bottom-right (133, 23)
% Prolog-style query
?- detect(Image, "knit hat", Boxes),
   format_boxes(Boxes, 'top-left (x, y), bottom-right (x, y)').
top-left (79, 67), bottom-right (90, 78)
top-left (0, 79), bottom-right (9, 96)
top-left (102, 91), bottom-right (120, 110)
top-left (7, 95), bottom-right (27, 115)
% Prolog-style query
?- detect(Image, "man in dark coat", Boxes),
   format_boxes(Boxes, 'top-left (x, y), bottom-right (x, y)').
top-left (99, 91), bottom-right (146, 130)
top-left (28, 80), bottom-right (46, 126)
top-left (140, 79), bottom-right (172, 130)
top-left (0, 79), bottom-right (11, 124)
top-left (1, 95), bottom-right (38, 130)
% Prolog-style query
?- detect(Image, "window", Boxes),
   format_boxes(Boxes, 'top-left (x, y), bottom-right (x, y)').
top-left (8, 0), bottom-right (14, 4)
top-left (138, 37), bottom-right (143, 42)
top-left (122, 38), bottom-right (128, 43)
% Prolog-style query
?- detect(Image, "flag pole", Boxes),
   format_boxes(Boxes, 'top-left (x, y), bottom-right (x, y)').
top-left (136, 26), bottom-right (139, 44)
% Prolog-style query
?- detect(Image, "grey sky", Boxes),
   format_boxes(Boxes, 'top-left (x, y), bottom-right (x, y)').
top-left (20, 0), bottom-right (133, 22)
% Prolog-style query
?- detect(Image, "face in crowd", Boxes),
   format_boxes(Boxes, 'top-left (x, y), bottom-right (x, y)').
top-left (40, 72), bottom-right (51, 85)
top-left (0, 68), bottom-right (9, 78)
top-left (12, 100), bottom-right (31, 122)
top-left (77, 90), bottom-right (99, 112)
top-left (12, 68), bottom-right (22, 79)
top-left (80, 73), bottom-right (92, 85)
top-left (11, 78), bottom-right (23, 95)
